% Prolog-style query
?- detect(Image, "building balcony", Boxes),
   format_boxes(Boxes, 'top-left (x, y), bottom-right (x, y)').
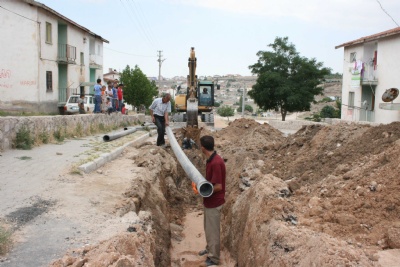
top-left (89, 53), bottom-right (103, 69)
top-left (58, 44), bottom-right (76, 64)
top-left (361, 65), bottom-right (378, 86)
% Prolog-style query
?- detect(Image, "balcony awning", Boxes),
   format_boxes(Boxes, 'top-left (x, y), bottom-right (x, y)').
top-left (80, 82), bottom-right (96, 86)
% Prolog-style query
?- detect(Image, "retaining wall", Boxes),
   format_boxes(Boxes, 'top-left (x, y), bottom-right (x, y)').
top-left (0, 114), bottom-right (145, 152)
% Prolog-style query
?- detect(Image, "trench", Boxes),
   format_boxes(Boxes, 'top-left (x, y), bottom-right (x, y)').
top-left (47, 119), bottom-right (400, 267)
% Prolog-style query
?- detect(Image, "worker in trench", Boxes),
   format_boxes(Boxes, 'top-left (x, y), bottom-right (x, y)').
top-left (197, 135), bottom-right (226, 266)
top-left (149, 93), bottom-right (171, 147)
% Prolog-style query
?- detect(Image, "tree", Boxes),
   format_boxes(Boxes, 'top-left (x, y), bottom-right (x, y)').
top-left (217, 105), bottom-right (234, 121)
top-left (120, 65), bottom-right (158, 110)
top-left (236, 96), bottom-right (253, 113)
top-left (248, 37), bottom-right (331, 121)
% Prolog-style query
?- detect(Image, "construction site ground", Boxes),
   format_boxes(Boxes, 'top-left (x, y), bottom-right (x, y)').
top-left (0, 114), bottom-right (400, 267)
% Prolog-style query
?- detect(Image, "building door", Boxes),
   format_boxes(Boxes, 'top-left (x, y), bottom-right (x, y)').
top-left (360, 85), bottom-right (375, 122)
top-left (90, 68), bottom-right (96, 94)
top-left (58, 65), bottom-right (68, 102)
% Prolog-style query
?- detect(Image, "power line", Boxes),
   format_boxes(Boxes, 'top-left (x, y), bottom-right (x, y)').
top-left (130, 0), bottom-right (159, 45)
top-left (104, 46), bottom-right (156, 57)
top-left (0, 5), bottom-right (39, 23)
top-left (119, 0), bottom-right (154, 47)
top-left (126, 0), bottom-right (157, 46)
top-left (375, 0), bottom-right (399, 27)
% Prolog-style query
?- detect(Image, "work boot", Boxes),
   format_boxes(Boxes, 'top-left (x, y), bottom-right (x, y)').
top-left (198, 249), bottom-right (208, 256)
top-left (205, 257), bottom-right (218, 266)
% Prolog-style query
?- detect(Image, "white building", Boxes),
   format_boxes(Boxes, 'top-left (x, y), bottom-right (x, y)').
top-left (336, 27), bottom-right (400, 123)
top-left (103, 68), bottom-right (121, 84)
top-left (0, 0), bottom-right (109, 113)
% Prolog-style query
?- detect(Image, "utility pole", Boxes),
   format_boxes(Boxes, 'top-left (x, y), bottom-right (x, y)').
top-left (241, 83), bottom-right (246, 117)
top-left (157, 50), bottom-right (166, 93)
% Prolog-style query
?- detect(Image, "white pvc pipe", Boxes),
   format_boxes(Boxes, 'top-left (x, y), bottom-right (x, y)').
top-left (165, 126), bottom-right (213, 197)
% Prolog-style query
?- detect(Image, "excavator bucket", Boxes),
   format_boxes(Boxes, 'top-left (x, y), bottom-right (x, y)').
top-left (187, 99), bottom-right (199, 127)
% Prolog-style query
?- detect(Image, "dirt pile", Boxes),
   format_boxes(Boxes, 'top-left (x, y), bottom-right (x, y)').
top-left (214, 119), bottom-right (400, 266)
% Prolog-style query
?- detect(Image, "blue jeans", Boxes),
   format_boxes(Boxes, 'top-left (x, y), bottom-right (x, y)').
top-left (112, 98), bottom-right (117, 112)
top-left (118, 100), bottom-right (123, 111)
top-left (94, 95), bottom-right (102, 113)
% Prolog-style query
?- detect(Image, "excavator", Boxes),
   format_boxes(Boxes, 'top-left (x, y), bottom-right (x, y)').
top-left (174, 47), bottom-right (215, 127)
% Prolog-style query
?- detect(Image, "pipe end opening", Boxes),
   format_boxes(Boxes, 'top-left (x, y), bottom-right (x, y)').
top-left (199, 183), bottom-right (214, 198)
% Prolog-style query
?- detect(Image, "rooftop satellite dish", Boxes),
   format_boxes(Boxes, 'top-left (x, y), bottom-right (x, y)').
top-left (382, 88), bottom-right (399, 102)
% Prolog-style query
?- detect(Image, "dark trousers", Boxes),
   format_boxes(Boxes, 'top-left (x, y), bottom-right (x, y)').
top-left (154, 115), bottom-right (165, 146)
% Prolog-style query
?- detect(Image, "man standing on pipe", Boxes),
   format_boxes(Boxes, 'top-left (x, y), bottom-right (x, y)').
top-left (198, 135), bottom-right (226, 266)
top-left (149, 93), bottom-right (171, 147)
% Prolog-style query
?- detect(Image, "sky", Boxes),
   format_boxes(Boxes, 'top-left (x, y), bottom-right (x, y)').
top-left (36, 0), bottom-right (400, 78)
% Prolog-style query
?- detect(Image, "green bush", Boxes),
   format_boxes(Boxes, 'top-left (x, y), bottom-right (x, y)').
top-left (320, 97), bottom-right (334, 103)
top-left (320, 105), bottom-right (336, 118)
top-left (217, 106), bottom-right (234, 117)
top-left (15, 126), bottom-right (33, 150)
top-left (39, 132), bottom-right (49, 144)
top-left (237, 104), bottom-right (253, 113)
top-left (98, 123), bottom-right (105, 132)
top-left (0, 226), bottom-right (11, 254)
top-left (53, 129), bottom-right (65, 142)
top-left (320, 105), bottom-right (341, 119)
top-left (75, 123), bottom-right (83, 136)
top-left (305, 113), bottom-right (321, 122)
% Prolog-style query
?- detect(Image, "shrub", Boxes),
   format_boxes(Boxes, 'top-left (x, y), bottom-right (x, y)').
top-left (53, 129), bottom-right (65, 142)
top-left (98, 123), bottom-right (105, 132)
top-left (39, 132), bottom-right (49, 144)
top-left (0, 226), bottom-right (11, 255)
top-left (75, 123), bottom-right (83, 136)
top-left (320, 105), bottom-right (336, 118)
top-left (15, 126), bottom-right (33, 150)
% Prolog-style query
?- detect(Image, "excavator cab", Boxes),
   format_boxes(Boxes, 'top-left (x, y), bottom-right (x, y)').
top-left (198, 82), bottom-right (214, 107)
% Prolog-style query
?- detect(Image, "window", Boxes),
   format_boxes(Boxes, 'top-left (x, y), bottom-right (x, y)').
top-left (46, 71), bottom-right (53, 91)
top-left (348, 92), bottom-right (355, 108)
top-left (350, 52), bottom-right (356, 62)
top-left (45, 22), bottom-right (52, 44)
top-left (80, 52), bottom-right (84, 66)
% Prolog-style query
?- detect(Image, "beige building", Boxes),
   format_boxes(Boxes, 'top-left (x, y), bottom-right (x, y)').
top-left (0, 0), bottom-right (108, 113)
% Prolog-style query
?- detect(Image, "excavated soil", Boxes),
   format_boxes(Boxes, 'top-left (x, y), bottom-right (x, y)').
top-left (49, 118), bottom-right (400, 266)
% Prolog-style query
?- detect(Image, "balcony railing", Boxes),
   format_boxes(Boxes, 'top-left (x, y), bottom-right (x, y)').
top-left (361, 64), bottom-right (378, 85)
top-left (58, 44), bottom-right (76, 64)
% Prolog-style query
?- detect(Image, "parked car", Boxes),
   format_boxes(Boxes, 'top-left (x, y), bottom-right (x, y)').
top-left (64, 95), bottom-right (94, 114)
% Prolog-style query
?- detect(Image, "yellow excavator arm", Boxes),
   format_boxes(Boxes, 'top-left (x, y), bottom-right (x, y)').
top-left (187, 47), bottom-right (199, 127)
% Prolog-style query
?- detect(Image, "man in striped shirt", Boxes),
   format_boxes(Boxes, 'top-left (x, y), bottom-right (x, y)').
top-left (149, 93), bottom-right (171, 147)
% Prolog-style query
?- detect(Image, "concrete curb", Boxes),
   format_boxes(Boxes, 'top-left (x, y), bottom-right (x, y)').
top-left (79, 129), bottom-right (157, 173)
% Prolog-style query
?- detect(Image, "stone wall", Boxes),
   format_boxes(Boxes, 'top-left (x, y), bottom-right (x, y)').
top-left (0, 114), bottom-right (145, 152)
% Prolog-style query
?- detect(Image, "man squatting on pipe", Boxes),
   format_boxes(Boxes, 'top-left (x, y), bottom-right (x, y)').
top-left (149, 93), bottom-right (172, 147)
